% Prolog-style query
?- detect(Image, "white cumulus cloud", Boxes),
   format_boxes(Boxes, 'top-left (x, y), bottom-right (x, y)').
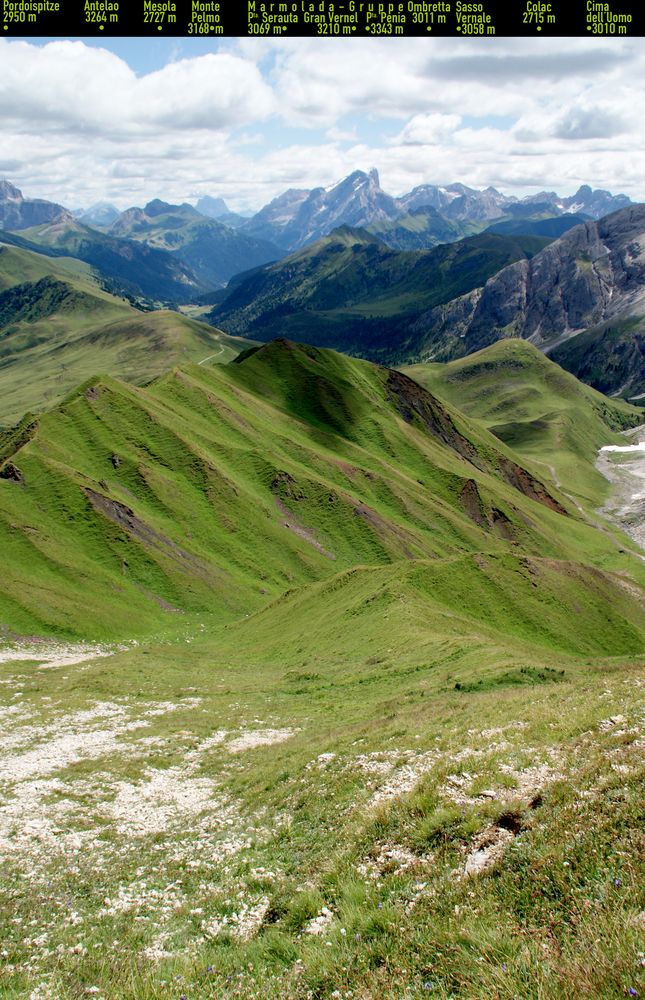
top-left (0, 37), bottom-right (644, 211)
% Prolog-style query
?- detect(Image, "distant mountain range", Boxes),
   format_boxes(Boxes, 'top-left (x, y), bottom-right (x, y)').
top-left (4, 173), bottom-right (633, 289)
top-left (401, 180), bottom-right (630, 223)
top-left (195, 195), bottom-right (247, 228)
top-left (0, 185), bottom-right (281, 302)
top-left (237, 170), bottom-right (632, 253)
top-left (73, 202), bottom-right (121, 228)
top-left (106, 198), bottom-right (280, 289)
top-left (75, 195), bottom-right (247, 230)
top-left (1, 177), bottom-right (642, 399)
top-left (240, 169), bottom-right (399, 251)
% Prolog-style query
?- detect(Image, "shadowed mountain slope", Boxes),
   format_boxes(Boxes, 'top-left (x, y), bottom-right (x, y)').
top-left (1, 220), bottom-right (207, 303)
top-left (207, 228), bottom-right (549, 365)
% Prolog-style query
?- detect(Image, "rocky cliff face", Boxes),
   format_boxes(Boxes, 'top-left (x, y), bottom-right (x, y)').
top-left (0, 181), bottom-right (72, 231)
top-left (413, 205), bottom-right (645, 363)
top-left (109, 206), bottom-right (149, 236)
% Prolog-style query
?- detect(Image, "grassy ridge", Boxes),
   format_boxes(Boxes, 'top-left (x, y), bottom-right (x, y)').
top-left (222, 554), bottom-right (645, 666)
top-left (0, 590), bottom-right (642, 999)
top-left (1, 339), bottom-right (643, 642)
top-left (403, 339), bottom-right (643, 505)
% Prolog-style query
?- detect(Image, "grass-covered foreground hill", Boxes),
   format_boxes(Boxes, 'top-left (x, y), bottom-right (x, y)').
top-left (0, 340), bottom-right (643, 999)
top-left (1, 337), bottom-right (643, 640)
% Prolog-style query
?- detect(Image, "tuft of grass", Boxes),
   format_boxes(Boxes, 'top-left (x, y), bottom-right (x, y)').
top-left (454, 665), bottom-right (566, 692)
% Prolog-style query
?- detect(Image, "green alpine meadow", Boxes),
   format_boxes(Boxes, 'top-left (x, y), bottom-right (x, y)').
top-left (1, 333), bottom-right (644, 999)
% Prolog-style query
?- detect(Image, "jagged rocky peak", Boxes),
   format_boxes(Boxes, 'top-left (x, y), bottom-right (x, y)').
top-left (77, 202), bottom-right (120, 227)
top-left (0, 180), bottom-right (72, 230)
top-left (143, 199), bottom-right (200, 218)
top-left (0, 180), bottom-right (22, 201)
top-left (196, 195), bottom-right (229, 219)
top-left (340, 168), bottom-right (381, 191)
top-left (563, 185), bottom-right (632, 218)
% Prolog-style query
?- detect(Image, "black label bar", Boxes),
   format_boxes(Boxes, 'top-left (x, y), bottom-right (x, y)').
top-left (2, 0), bottom-right (642, 36)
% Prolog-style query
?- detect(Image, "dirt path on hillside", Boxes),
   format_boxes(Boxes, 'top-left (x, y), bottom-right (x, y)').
top-left (198, 344), bottom-right (226, 365)
top-left (530, 459), bottom-right (587, 516)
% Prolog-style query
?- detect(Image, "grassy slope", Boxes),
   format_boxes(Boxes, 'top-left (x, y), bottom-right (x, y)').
top-left (0, 242), bottom-right (97, 289)
top-left (367, 207), bottom-right (479, 250)
top-left (0, 256), bottom-right (253, 426)
top-left (217, 556), bottom-right (645, 685)
top-left (0, 339), bottom-right (643, 643)
top-left (0, 340), bottom-right (643, 999)
top-left (403, 339), bottom-right (643, 507)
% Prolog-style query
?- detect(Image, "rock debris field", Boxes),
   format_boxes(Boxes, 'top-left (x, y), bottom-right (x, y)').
top-left (597, 425), bottom-right (645, 549)
top-left (0, 637), bottom-right (642, 998)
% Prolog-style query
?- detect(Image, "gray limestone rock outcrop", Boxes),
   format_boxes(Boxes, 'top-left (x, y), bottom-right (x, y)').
top-left (412, 205), bottom-right (645, 362)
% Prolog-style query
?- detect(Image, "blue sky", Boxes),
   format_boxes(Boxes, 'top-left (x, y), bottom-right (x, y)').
top-left (24, 36), bottom-right (228, 74)
top-left (1, 36), bottom-right (643, 212)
